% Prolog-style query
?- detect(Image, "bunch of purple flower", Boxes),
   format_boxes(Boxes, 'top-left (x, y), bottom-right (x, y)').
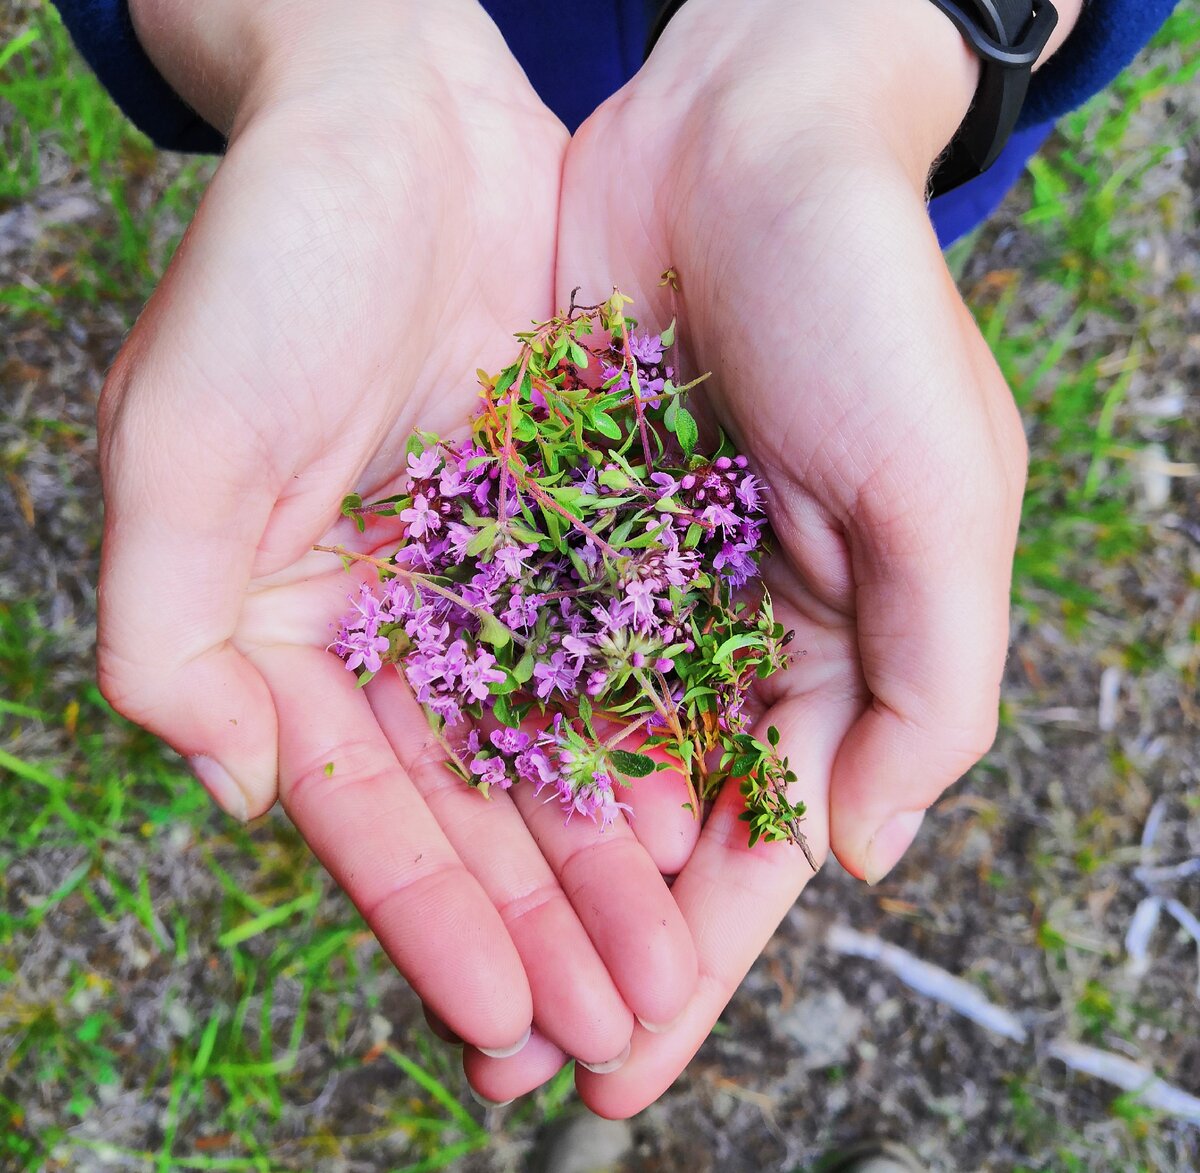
top-left (326, 291), bottom-right (809, 850)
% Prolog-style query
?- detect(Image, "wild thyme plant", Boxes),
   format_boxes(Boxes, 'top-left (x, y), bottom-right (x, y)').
top-left (323, 289), bottom-right (811, 858)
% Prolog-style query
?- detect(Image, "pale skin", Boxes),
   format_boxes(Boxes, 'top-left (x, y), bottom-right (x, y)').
top-left (108, 0), bottom-right (1081, 1115)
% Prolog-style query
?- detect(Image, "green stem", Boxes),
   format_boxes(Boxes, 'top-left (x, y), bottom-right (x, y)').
top-left (312, 544), bottom-right (525, 647)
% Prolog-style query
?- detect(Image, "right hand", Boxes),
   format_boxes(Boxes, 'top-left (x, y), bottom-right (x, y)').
top-left (98, 0), bottom-right (697, 1082)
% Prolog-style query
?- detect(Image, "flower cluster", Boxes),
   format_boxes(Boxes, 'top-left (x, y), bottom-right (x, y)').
top-left (325, 289), bottom-right (809, 852)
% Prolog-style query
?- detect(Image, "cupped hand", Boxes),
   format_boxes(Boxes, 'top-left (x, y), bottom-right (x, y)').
top-left (97, 0), bottom-right (695, 1070)
top-left (522, 0), bottom-right (1031, 1114)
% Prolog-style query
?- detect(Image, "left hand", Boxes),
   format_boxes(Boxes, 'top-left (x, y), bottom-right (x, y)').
top-left (471, 0), bottom-right (1036, 1114)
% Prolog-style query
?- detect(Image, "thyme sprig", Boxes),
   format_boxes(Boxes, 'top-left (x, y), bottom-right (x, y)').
top-left (324, 287), bottom-right (811, 856)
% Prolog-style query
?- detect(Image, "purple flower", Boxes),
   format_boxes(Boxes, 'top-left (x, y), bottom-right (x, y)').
top-left (382, 578), bottom-right (414, 619)
top-left (714, 541), bottom-right (757, 588)
top-left (407, 449), bottom-right (442, 480)
top-left (629, 331), bottom-right (664, 367)
top-left (491, 727), bottom-right (531, 755)
top-left (429, 693), bottom-right (463, 726)
top-left (562, 634), bottom-right (591, 664)
top-left (600, 362), bottom-right (631, 392)
top-left (492, 542), bottom-right (535, 579)
top-left (445, 522), bottom-right (476, 563)
top-left (461, 651), bottom-right (506, 701)
top-left (649, 472), bottom-right (677, 498)
top-left (347, 582), bottom-right (385, 628)
top-left (503, 591), bottom-right (541, 631)
top-left (470, 752), bottom-right (512, 791)
top-left (405, 606), bottom-right (448, 647)
top-left (516, 746), bottom-right (559, 792)
top-left (735, 473), bottom-right (763, 513)
top-left (438, 463), bottom-right (468, 498)
top-left (335, 627), bottom-right (390, 674)
top-left (532, 650), bottom-right (580, 699)
top-left (400, 494), bottom-right (440, 539)
top-left (701, 502), bottom-right (740, 531)
top-left (623, 578), bottom-right (658, 632)
top-left (438, 639), bottom-right (468, 682)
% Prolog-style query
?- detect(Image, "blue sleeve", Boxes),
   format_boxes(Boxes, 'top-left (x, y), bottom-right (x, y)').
top-left (52, 0), bottom-right (1182, 154)
top-left (1019, 0), bottom-right (1181, 128)
top-left (49, 0), bottom-right (223, 153)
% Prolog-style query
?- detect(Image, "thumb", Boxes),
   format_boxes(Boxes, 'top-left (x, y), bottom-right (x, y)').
top-left (97, 340), bottom-right (284, 819)
top-left (829, 395), bottom-right (1026, 882)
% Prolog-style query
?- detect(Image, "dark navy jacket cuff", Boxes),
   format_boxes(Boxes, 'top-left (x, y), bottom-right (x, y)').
top-left (51, 0), bottom-right (224, 153)
top-left (52, 0), bottom-right (1183, 155)
top-left (1019, 0), bottom-right (1181, 129)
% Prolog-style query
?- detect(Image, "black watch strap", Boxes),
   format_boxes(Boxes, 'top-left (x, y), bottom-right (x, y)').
top-left (646, 1), bottom-right (1058, 199)
top-left (926, 0), bottom-right (1058, 197)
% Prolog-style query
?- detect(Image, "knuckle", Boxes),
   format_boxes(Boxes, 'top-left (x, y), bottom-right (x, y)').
top-left (359, 857), bottom-right (465, 922)
top-left (95, 637), bottom-right (156, 725)
top-left (494, 880), bottom-right (561, 928)
top-left (940, 706), bottom-right (1001, 774)
top-left (283, 737), bottom-right (396, 809)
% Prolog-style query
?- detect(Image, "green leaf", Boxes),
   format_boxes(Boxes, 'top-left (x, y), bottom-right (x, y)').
top-left (590, 412), bottom-right (623, 440)
top-left (549, 334), bottom-right (571, 367)
top-left (659, 319), bottom-right (676, 348)
top-left (492, 693), bottom-right (514, 726)
top-left (577, 692), bottom-right (594, 734)
top-left (598, 467), bottom-right (632, 491)
top-left (404, 433), bottom-right (427, 460)
top-left (478, 615), bottom-right (512, 649)
top-left (767, 725), bottom-right (781, 747)
top-left (675, 407), bottom-right (699, 457)
top-left (569, 341), bottom-right (590, 368)
top-left (713, 633), bottom-right (761, 663)
top-left (508, 522), bottom-right (543, 545)
top-left (610, 749), bottom-right (656, 778)
top-left (493, 365), bottom-right (519, 397)
top-left (729, 753), bottom-right (761, 778)
top-left (512, 651), bottom-right (535, 684)
top-left (466, 523), bottom-right (497, 557)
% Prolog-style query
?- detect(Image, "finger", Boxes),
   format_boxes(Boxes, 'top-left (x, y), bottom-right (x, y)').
top-left (830, 401), bottom-right (1025, 883)
top-left (574, 692), bottom-right (847, 1118)
top-left (509, 769), bottom-right (699, 1031)
top-left (463, 1029), bottom-right (569, 1105)
top-left (97, 346), bottom-right (283, 818)
top-left (368, 667), bottom-right (635, 1068)
top-left (256, 643), bottom-right (532, 1053)
top-left (601, 724), bottom-right (701, 877)
top-left (423, 1003), bottom-right (463, 1047)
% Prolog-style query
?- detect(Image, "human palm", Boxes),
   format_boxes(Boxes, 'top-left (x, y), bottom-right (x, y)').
top-left (97, 17), bottom-right (695, 1072)
top-left (511, 12), bottom-right (1029, 1115)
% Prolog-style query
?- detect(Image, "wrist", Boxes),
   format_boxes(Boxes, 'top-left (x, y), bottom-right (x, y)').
top-left (127, 0), bottom-right (536, 139)
top-left (644, 0), bottom-right (1082, 190)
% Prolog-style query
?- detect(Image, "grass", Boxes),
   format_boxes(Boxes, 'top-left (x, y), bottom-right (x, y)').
top-left (2, 2), bottom-right (1198, 1170)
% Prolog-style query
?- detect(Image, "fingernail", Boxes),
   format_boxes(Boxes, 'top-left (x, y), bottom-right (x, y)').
top-left (188, 755), bottom-right (249, 822)
top-left (578, 1041), bottom-right (631, 1074)
top-left (478, 1025), bottom-right (530, 1059)
top-left (468, 1086), bottom-right (513, 1108)
top-left (864, 809), bottom-right (926, 885)
top-left (636, 1011), bottom-right (683, 1035)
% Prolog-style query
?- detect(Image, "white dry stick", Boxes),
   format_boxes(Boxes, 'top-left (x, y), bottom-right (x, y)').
top-left (1097, 665), bottom-right (1122, 733)
top-left (1141, 796), bottom-right (1168, 854)
top-left (1164, 899), bottom-right (1200, 998)
top-left (814, 915), bottom-right (1200, 1128)
top-left (1134, 859), bottom-right (1200, 885)
top-left (1125, 896), bottom-right (1163, 977)
top-left (1045, 1039), bottom-right (1200, 1126)
top-left (824, 922), bottom-right (1028, 1043)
